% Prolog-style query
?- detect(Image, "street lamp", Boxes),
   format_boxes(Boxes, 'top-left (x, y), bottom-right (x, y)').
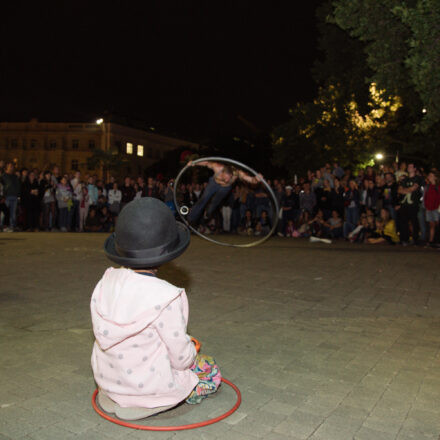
top-left (96, 118), bottom-right (104, 125)
top-left (375, 153), bottom-right (384, 160)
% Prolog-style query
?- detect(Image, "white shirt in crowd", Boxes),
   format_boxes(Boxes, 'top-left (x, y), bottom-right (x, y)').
top-left (108, 189), bottom-right (122, 204)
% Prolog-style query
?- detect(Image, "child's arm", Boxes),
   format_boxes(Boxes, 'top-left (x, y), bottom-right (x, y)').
top-left (154, 294), bottom-right (197, 370)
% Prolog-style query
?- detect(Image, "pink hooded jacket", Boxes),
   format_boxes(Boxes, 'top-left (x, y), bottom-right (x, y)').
top-left (90, 267), bottom-right (198, 408)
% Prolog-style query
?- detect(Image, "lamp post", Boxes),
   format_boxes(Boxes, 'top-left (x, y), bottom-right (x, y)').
top-left (96, 117), bottom-right (109, 180)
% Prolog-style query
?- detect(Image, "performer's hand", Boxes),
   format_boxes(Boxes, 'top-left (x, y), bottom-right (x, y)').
top-left (187, 160), bottom-right (193, 167)
top-left (256, 173), bottom-right (263, 182)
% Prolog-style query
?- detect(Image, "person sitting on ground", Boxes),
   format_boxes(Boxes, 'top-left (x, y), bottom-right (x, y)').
top-left (324, 210), bottom-right (343, 239)
top-left (255, 209), bottom-right (271, 236)
top-left (84, 207), bottom-right (102, 232)
top-left (91, 198), bottom-right (221, 421)
top-left (308, 209), bottom-right (326, 237)
top-left (285, 219), bottom-right (300, 237)
top-left (238, 209), bottom-right (255, 236)
top-left (367, 208), bottom-right (399, 244)
top-left (99, 206), bottom-right (112, 232)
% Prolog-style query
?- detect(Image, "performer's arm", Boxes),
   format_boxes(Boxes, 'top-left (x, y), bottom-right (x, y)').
top-left (188, 160), bottom-right (223, 173)
top-left (238, 170), bottom-right (263, 185)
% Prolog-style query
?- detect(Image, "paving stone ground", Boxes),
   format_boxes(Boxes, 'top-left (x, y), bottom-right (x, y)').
top-left (1, 233), bottom-right (440, 440)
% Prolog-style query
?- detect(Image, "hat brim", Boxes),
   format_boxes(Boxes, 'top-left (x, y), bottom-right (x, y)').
top-left (104, 221), bottom-right (190, 268)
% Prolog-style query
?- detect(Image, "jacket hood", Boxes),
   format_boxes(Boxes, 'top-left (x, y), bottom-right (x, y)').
top-left (91, 267), bottom-right (182, 351)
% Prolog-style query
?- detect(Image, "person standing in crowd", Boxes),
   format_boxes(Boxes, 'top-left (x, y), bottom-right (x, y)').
top-left (22, 171), bottom-right (40, 231)
top-left (332, 162), bottom-right (345, 179)
top-left (108, 182), bottom-right (122, 216)
top-left (343, 180), bottom-right (360, 237)
top-left (279, 185), bottom-right (298, 236)
top-left (0, 162), bottom-right (21, 231)
top-left (87, 176), bottom-right (99, 208)
top-left (120, 177), bottom-right (135, 209)
top-left (397, 163), bottom-right (423, 245)
top-left (423, 171), bottom-right (440, 247)
top-left (40, 171), bottom-right (56, 230)
top-left (70, 171), bottom-right (82, 232)
top-left (331, 178), bottom-right (345, 217)
top-left (79, 185), bottom-right (90, 232)
top-left (56, 176), bottom-right (73, 232)
top-left (299, 182), bottom-right (316, 223)
top-left (383, 172), bottom-right (398, 220)
top-left (144, 177), bottom-right (157, 198)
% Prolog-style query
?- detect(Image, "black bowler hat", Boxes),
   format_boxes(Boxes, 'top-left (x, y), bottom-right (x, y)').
top-left (104, 198), bottom-right (190, 268)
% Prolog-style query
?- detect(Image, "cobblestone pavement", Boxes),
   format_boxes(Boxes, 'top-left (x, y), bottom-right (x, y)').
top-left (1, 233), bottom-right (440, 440)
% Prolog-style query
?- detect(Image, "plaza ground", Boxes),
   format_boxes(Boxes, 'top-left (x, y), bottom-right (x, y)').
top-left (1, 233), bottom-right (440, 440)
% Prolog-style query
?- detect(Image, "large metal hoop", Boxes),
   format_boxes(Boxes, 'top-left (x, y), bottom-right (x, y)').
top-left (173, 157), bottom-right (279, 248)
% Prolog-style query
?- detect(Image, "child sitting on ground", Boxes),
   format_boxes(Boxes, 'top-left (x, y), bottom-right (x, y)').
top-left (90, 198), bottom-right (221, 420)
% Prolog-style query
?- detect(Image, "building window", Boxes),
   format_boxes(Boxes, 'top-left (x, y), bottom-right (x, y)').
top-left (126, 142), bottom-right (133, 154)
top-left (72, 139), bottom-right (79, 150)
top-left (147, 146), bottom-right (153, 158)
top-left (71, 160), bottom-right (79, 170)
top-left (11, 139), bottom-right (18, 149)
top-left (22, 139), bottom-right (27, 150)
top-left (87, 161), bottom-right (94, 170)
top-left (89, 139), bottom-right (96, 149)
top-left (49, 140), bottom-right (56, 149)
top-left (30, 139), bottom-right (37, 148)
top-left (137, 145), bottom-right (144, 156)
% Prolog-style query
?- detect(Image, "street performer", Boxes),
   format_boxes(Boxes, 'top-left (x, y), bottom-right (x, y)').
top-left (187, 160), bottom-right (262, 226)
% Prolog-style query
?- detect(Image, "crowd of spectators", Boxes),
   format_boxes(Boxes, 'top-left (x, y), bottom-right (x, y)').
top-left (0, 159), bottom-right (439, 247)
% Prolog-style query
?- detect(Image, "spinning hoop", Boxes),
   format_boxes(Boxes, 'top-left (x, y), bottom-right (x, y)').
top-left (173, 157), bottom-right (279, 248)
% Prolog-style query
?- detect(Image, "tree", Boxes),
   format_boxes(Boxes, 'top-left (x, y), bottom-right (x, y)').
top-left (272, 82), bottom-right (402, 177)
top-left (332, 0), bottom-right (440, 131)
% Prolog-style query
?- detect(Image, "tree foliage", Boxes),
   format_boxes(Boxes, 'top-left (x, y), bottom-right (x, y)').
top-left (271, 0), bottom-right (440, 176)
top-left (332, 0), bottom-right (440, 131)
top-left (272, 83), bottom-right (402, 176)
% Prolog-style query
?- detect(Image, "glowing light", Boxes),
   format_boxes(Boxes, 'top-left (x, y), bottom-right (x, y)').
top-left (96, 118), bottom-right (104, 125)
top-left (422, 108), bottom-right (427, 114)
top-left (137, 145), bottom-right (144, 156)
top-left (375, 153), bottom-right (384, 160)
top-left (126, 142), bottom-right (133, 154)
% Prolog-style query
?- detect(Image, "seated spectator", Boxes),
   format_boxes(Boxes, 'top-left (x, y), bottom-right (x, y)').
top-left (99, 206), bottom-right (112, 232)
top-left (84, 208), bottom-right (102, 232)
top-left (308, 209), bottom-right (326, 237)
top-left (324, 210), bottom-right (343, 239)
top-left (367, 208), bottom-right (399, 244)
top-left (255, 210), bottom-right (271, 236)
top-left (238, 209), bottom-right (255, 236)
top-left (285, 219), bottom-right (300, 237)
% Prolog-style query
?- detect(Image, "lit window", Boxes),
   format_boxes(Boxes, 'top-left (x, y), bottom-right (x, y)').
top-left (137, 145), bottom-right (144, 156)
top-left (126, 142), bottom-right (133, 154)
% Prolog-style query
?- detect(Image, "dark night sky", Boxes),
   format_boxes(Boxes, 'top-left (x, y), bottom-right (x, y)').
top-left (1, 1), bottom-right (322, 140)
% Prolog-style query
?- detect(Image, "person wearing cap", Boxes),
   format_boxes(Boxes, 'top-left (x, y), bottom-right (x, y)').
top-left (91, 198), bottom-right (221, 420)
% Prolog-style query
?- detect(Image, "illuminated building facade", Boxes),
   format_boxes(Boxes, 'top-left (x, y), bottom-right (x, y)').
top-left (0, 119), bottom-right (199, 178)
